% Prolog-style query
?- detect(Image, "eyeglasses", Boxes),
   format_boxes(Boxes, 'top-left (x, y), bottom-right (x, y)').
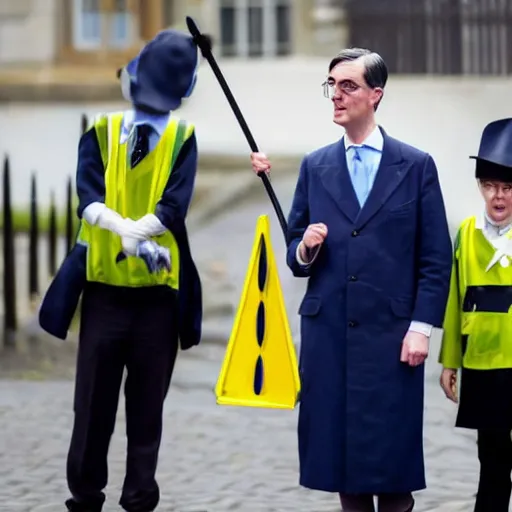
top-left (480, 181), bottom-right (512, 195)
top-left (322, 78), bottom-right (361, 99)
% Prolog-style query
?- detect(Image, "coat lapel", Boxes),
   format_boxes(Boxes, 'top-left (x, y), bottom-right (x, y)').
top-left (356, 129), bottom-right (410, 228)
top-left (318, 139), bottom-right (360, 223)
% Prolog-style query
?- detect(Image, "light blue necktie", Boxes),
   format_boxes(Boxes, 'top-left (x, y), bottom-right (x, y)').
top-left (351, 147), bottom-right (370, 206)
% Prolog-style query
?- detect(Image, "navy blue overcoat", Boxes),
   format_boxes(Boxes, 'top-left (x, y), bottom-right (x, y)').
top-left (286, 128), bottom-right (452, 494)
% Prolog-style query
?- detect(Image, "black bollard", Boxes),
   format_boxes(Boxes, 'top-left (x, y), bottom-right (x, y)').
top-left (65, 176), bottom-right (73, 256)
top-left (48, 190), bottom-right (57, 277)
top-left (2, 155), bottom-right (17, 344)
top-left (28, 173), bottom-right (39, 304)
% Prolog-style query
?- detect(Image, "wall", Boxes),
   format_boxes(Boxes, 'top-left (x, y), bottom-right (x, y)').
top-left (0, 58), bottom-right (511, 231)
top-left (177, 58), bottom-right (512, 229)
top-left (0, 0), bottom-right (57, 66)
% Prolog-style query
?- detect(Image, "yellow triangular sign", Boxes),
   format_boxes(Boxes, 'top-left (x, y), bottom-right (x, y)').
top-left (215, 214), bottom-right (301, 409)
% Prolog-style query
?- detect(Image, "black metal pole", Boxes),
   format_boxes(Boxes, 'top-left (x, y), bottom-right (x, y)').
top-left (81, 113), bottom-right (88, 135)
top-left (28, 172), bottom-right (39, 301)
top-left (2, 155), bottom-right (17, 344)
top-left (186, 16), bottom-right (288, 241)
top-left (48, 190), bottom-right (57, 277)
top-left (65, 176), bottom-right (73, 255)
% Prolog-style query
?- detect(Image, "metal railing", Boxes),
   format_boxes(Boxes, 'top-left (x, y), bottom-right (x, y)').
top-left (345, 0), bottom-right (512, 75)
top-left (1, 114), bottom-right (88, 346)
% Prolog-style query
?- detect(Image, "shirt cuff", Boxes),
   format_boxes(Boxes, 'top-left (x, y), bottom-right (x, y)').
top-left (408, 321), bottom-right (433, 337)
top-left (296, 241), bottom-right (320, 266)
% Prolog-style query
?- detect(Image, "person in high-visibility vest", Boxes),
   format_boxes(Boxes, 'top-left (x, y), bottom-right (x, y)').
top-left (439, 118), bottom-right (512, 512)
top-left (39, 28), bottom-right (211, 512)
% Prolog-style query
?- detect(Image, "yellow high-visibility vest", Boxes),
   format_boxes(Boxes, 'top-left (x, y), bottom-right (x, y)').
top-left (78, 111), bottom-right (194, 289)
top-left (439, 215), bottom-right (512, 370)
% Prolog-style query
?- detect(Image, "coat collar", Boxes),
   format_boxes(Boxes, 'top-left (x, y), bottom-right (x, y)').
top-left (318, 126), bottom-right (410, 226)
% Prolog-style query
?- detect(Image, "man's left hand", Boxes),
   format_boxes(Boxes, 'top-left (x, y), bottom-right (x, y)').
top-left (400, 331), bottom-right (429, 366)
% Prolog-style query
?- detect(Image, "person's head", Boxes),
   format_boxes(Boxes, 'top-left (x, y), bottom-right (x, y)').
top-left (471, 118), bottom-right (512, 225)
top-left (478, 176), bottom-right (512, 225)
top-left (117, 29), bottom-right (212, 114)
top-left (323, 48), bottom-right (387, 129)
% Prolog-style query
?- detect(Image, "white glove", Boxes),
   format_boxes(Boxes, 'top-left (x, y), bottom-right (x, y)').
top-left (135, 213), bottom-right (167, 237)
top-left (121, 236), bottom-right (139, 256)
top-left (118, 215), bottom-right (167, 259)
top-left (96, 207), bottom-right (147, 239)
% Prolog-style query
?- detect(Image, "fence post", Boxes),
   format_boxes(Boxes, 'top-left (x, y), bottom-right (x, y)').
top-left (81, 113), bottom-right (88, 134)
top-left (65, 176), bottom-right (73, 256)
top-left (2, 155), bottom-right (17, 345)
top-left (48, 190), bottom-right (57, 277)
top-left (28, 172), bottom-right (39, 307)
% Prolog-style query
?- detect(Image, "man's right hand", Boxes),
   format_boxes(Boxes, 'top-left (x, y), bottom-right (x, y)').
top-left (303, 223), bottom-right (328, 249)
top-left (298, 223), bottom-right (328, 263)
top-left (440, 368), bottom-right (458, 403)
top-left (250, 152), bottom-right (271, 175)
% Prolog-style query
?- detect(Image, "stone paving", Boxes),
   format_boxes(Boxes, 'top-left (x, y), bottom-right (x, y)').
top-left (0, 341), bottom-right (481, 512)
top-left (0, 172), bottom-right (496, 511)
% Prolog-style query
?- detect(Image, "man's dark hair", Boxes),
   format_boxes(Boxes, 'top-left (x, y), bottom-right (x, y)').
top-left (329, 48), bottom-right (388, 89)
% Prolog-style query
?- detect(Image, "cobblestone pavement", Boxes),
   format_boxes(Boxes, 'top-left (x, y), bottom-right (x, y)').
top-left (0, 173), bottom-right (494, 511)
top-left (0, 341), bottom-right (481, 512)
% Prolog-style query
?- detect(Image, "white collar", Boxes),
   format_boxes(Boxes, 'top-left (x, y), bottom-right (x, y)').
top-left (120, 109), bottom-right (170, 144)
top-left (344, 125), bottom-right (383, 152)
top-left (476, 211), bottom-right (512, 236)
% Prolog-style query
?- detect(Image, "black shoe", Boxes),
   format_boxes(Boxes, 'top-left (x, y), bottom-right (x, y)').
top-left (65, 498), bottom-right (103, 512)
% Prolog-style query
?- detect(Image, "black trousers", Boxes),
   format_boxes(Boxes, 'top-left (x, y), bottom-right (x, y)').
top-left (66, 282), bottom-right (179, 512)
top-left (474, 429), bottom-right (512, 512)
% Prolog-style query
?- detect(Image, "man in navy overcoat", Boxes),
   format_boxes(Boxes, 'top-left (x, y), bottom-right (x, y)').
top-left (251, 49), bottom-right (453, 511)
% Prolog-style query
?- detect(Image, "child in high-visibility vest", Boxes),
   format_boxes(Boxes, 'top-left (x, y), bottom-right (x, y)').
top-left (440, 118), bottom-right (512, 512)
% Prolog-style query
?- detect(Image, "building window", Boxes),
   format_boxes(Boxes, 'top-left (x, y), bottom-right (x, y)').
top-left (276, 2), bottom-right (291, 55)
top-left (71, 0), bottom-right (137, 52)
top-left (109, 0), bottom-right (132, 48)
top-left (162, 0), bottom-right (174, 28)
top-left (219, 0), bottom-right (292, 58)
top-left (248, 4), bottom-right (263, 57)
top-left (220, 3), bottom-right (237, 57)
top-left (73, 0), bottom-right (102, 49)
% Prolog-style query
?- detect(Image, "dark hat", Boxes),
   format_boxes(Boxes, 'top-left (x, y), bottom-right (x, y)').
top-left (470, 118), bottom-right (512, 182)
top-left (120, 28), bottom-right (211, 114)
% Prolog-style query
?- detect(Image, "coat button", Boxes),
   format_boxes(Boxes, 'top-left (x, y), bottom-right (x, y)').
top-left (349, 275), bottom-right (357, 281)
top-left (348, 321), bottom-right (357, 327)
top-left (351, 230), bottom-right (359, 237)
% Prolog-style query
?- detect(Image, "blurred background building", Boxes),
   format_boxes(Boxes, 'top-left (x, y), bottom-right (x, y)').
top-left (0, 0), bottom-right (510, 73)
top-left (0, 0), bottom-right (338, 70)
top-left (1, 0), bottom-right (512, 217)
